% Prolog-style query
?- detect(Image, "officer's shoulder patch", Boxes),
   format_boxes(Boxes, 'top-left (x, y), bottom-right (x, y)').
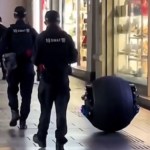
top-left (11, 27), bottom-right (30, 34)
top-left (45, 37), bottom-right (66, 44)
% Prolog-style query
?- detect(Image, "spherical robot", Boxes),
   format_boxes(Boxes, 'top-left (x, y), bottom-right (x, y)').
top-left (81, 76), bottom-right (139, 132)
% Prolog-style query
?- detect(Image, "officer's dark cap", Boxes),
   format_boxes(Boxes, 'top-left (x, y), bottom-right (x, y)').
top-left (14, 6), bottom-right (27, 18)
top-left (45, 10), bottom-right (60, 23)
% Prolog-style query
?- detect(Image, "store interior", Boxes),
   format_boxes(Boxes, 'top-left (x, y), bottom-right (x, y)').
top-left (114, 0), bottom-right (148, 85)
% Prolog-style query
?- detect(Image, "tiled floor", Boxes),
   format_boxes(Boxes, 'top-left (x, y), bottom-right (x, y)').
top-left (0, 76), bottom-right (150, 150)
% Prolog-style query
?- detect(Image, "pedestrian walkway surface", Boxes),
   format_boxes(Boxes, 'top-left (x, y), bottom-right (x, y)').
top-left (0, 76), bottom-right (150, 150)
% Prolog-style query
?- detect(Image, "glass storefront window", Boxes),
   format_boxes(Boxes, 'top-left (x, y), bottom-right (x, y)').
top-left (63, 0), bottom-right (78, 68)
top-left (79, 0), bottom-right (87, 70)
top-left (42, 0), bottom-right (50, 30)
top-left (64, 0), bottom-right (87, 70)
top-left (64, 0), bottom-right (77, 45)
top-left (114, 0), bottom-right (148, 85)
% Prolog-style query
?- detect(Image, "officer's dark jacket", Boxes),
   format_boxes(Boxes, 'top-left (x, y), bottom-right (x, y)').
top-left (34, 25), bottom-right (78, 82)
top-left (0, 24), bottom-right (7, 38)
top-left (0, 24), bottom-right (7, 51)
top-left (0, 20), bottom-right (38, 63)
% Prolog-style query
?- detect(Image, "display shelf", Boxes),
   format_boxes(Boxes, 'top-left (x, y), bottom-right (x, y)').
top-left (116, 73), bottom-right (147, 85)
top-left (118, 51), bottom-right (147, 58)
top-left (128, 58), bottom-right (147, 61)
top-left (129, 35), bottom-right (148, 39)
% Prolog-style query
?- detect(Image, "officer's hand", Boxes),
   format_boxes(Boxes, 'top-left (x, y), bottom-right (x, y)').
top-left (38, 64), bottom-right (45, 73)
top-left (25, 49), bottom-right (32, 58)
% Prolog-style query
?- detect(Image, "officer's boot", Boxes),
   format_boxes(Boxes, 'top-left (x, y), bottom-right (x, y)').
top-left (56, 142), bottom-right (65, 150)
top-left (33, 134), bottom-right (46, 148)
top-left (19, 120), bottom-right (27, 130)
top-left (10, 110), bottom-right (20, 126)
top-left (2, 74), bottom-right (6, 80)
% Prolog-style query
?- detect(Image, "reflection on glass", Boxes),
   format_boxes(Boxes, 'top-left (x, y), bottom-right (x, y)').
top-left (64, 0), bottom-right (78, 67)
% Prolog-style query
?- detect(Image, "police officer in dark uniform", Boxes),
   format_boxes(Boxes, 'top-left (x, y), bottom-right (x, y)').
top-left (33, 10), bottom-right (78, 149)
top-left (0, 17), bottom-right (7, 79)
top-left (1, 6), bottom-right (38, 129)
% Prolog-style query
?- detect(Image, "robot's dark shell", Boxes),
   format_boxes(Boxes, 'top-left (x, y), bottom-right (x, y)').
top-left (81, 76), bottom-right (139, 132)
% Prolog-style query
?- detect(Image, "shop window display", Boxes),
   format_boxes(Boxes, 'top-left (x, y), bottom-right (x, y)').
top-left (114, 0), bottom-right (148, 83)
top-left (64, 0), bottom-right (77, 45)
top-left (64, 0), bottom-right (78, 67)
top-left (79, 0), bottom-right (87, 69)
top-left (64, 0), bottom-right (87, 70)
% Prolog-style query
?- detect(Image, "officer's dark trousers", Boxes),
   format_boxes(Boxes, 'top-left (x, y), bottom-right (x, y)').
top-left (37, 78), bottom-right (70, 144)
top-left (0, 56), bottom-right (6, 77)
top-left (7, 63), bottom-right (35, 121)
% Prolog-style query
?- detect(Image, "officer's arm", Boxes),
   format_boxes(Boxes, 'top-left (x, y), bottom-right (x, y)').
top-left (30, 27), bottom-right (38, 58)
top-left (0, 27), bottom-right (11, 56)
top-left (67, 35), bottom-right (78, 64)
top-left (34, 35), bottom-right (44, 66)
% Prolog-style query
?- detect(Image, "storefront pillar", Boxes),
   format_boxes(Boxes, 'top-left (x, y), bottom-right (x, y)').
top-left (106, 0), bottom-right (113, 76)
top-left (51, 0), bottom-right (64, 27)
top-left (24, 0), bottom-right (33, 25)
top-left (95, 0), bottom-right (107, 78)
top-left (52, 0), bottom-right (59, 12)
top-left (86, 0), bottom-right (99, 81)
top-left (148, 0), bottom-right (150, 96)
